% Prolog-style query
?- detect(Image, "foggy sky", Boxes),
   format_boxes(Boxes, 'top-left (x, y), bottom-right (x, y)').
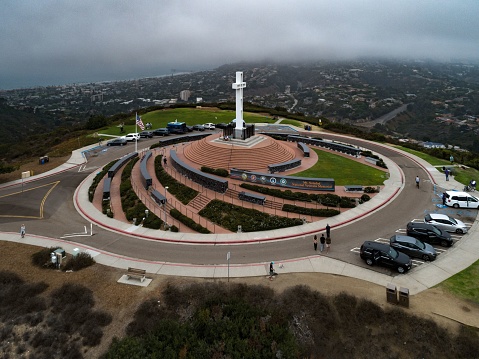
top-left (1, 0), bottom-right (478, 89)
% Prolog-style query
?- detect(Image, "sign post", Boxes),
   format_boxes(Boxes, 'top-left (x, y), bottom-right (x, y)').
top-left (226, 251), bottom-right (231, 282)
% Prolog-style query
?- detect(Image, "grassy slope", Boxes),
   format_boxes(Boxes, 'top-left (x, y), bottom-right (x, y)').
top-left (295, 149), bottom-right (387, 186)
top-left (100, 108), bottom-right (274, 135)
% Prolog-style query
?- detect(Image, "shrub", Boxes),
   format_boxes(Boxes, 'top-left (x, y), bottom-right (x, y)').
top-left (364, 186), bottom-right (378, 193)
top-left (63, 252), bottom-right (96, 271)
top-left (360, 194), bottom-right (371, 203)
top-left (31, 247), bottom-right (61, 268)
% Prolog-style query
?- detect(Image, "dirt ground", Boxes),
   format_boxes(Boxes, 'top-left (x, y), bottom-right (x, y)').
top-left (0, 156), bottom-right (70, 184)
top-left (1, 241), bottom-right (478, 358)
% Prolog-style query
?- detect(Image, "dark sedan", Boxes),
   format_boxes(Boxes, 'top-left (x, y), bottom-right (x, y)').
top-left (193, 124), bottom-right (205, 131)
top-left (139, 131), bottom-right (153, 138)
top-left (390, 235), bottom-right (437, 261)
top-left (153, 128), bottom-right (170, 136)
top-left (106, 138), bottom-right (127, 146)
top-left (406, 222), bottom-right (453, 247)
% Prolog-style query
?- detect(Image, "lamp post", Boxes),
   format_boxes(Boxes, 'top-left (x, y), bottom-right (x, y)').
top-left (164, 186), bottom-right (169, 229)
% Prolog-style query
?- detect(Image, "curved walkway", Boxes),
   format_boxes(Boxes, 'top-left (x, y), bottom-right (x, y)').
top-left (1, 133), bottom-right (478, 296)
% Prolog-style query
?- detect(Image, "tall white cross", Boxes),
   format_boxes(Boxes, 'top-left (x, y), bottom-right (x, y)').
top-left (232, 71), bottom-right (246, 129)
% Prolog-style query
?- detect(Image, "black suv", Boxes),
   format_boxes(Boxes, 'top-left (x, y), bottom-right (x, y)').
top-left (406, 222), bottom-right (453, 247)
top-left (360, 241), bottom-right (412, 273)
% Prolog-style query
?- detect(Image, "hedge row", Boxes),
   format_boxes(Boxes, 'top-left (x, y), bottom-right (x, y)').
top-left (170, 208), bottom-right (211, 234)
top-left (120, 158), bottom-right (164, 229)
top-left (282, 204), bottom-right (340, 217)
top-left (88, 160), bottom-right (116, 202)
top-left (200, 166), bottom-right (229, 177)
top-left (239, 183), bottom-right (356, 208)
top-left (154, 155), bottom-right (199, 205)
top-left (199, 199), bottom-right (303, 232)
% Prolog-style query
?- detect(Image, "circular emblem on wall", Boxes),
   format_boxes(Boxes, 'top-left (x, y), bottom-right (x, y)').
top-left (241, 173), bottom-right (248, 181)
top-left (270, 177), bottom-right (277, 185)
top-left (250, 175), bottom-right (257, 182)
top-left (260, 176), bottom-right (266, 183)
top-left (280, 178), bottom-right (287, 185)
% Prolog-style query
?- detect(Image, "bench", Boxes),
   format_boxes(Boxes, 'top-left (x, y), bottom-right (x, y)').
top-left (297, 142), bottom-right (310, 157)
top-left (126, 267), bottom-right (146, 282)
top-left (344, 185), bottom-right (363, 192)
top-left (239, 191), bottom-right (266, 205)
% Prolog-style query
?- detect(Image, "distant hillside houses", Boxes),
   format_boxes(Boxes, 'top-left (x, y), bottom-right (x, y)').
top-left (422, 141), bottom-right (446, 149)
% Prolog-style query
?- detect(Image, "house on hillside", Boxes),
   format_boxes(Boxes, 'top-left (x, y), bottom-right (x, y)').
top-left (422, 141), bottom-right (446, 149)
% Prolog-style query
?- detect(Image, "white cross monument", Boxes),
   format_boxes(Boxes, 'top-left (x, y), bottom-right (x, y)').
top-left (232, 71), bottom-right (246, 138)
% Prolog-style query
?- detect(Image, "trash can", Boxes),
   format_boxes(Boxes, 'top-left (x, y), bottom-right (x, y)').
top-left (399, 287), bottom-right (409, 308)
top-left (386, 283), bottom-right (397, 304)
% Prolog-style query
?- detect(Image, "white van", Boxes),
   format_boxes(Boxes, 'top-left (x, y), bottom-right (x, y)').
top-left (444, 191), bottom-right (479, 209)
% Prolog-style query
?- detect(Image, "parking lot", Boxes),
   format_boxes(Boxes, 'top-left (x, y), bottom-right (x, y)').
top-left (351, 216), bottom-right (473, 272)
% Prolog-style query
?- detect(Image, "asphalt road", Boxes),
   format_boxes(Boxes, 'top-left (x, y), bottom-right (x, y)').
top-left (0, 132), bottom-right (437, 271)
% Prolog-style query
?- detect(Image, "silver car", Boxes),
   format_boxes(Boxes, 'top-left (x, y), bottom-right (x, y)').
top-left (424, 213), bottom-right (468, 234)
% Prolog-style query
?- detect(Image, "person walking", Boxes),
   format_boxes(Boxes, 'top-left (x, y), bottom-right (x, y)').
top-left (415, 176), bottom-right (420, 188)
top-left (269, 261), bottom-right (275, 280)
top-left (326, 223), bottom-right (331, 238)
top-left (313, 235), bottom-right (318, 251)
top-left (445, 168), bottom-right (449, 181)
top-left (326, 236), bottom-right (332, 254)
top-left (163, 157), bottom-right (167, 167)
top-left (20, 224), bottom-right (26, 238)
top-left (442, 192), bottom-right (447, 206)
top-left (320, 234), bottom-right (326, 252)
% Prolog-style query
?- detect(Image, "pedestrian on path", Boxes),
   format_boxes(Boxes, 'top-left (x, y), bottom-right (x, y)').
top-left (442, 192), bottom-right (447, 206)
top-left (326, 236), bottom-right (331, 254)
top-left (326, 223), bottom-right (331, 238)
top-left (163, 157), bottom-right (167, 167)
top-left (450, 155), bottom-right (454, 164)
top-left (313, 235), bottom-right (318, 251)
top-left (20, 224), bottom-right (25, 238)
top-left (445, 168), bottom-right (449, 181)
top-left (269, 261), bottom-right (275, 280)
top-left (320, 234), bottom-right (326, 252)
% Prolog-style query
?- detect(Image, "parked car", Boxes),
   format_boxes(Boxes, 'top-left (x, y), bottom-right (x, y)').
top-left (215, 122), bottom-right (229, 129)
top-left (204, 123), bottom-right (215, 129)
top-left (444, 191), bottom-right (479, 209)
top-left (424, 213), bottom-right (468, 234)
top-left (390, 235), bottom-right (437, 261)
top-left (193, 124), bottom-right (205, 131)
top-left (124, 133), bottom-right (140, 142)
top-left (406, 222), bottom-right (453, 247)
top-left (106, 138), bottom-right (127, 146)
top-left (359, 241), bottom-right (412, 273)
top-left (153, 128), bottom-right (170, 136)
top-left (139, 131), bottom-right (153, 138)
top-left (186, 125), bottom-right (194, 132)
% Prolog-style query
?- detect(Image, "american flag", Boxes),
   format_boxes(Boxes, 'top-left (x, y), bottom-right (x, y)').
top-left (136, 113), bottom-right (145, 131)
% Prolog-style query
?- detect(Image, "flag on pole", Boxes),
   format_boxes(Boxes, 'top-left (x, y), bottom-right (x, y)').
top-left (136, 113), bottom-right (145, 131)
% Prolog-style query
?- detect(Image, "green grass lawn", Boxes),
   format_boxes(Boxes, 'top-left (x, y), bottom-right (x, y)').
top-left (392, 145), bottom-right (450, 166)
top-left (279, 119), bottom-right (303, 128)
top-left (393, 145), bottom-right (479, 186)
top-left (100, 108), bottom-right (274, 135)
top-left (439, 260), bottom-right (479, 304)
top-left (295, 149), bottom-right (388, 186)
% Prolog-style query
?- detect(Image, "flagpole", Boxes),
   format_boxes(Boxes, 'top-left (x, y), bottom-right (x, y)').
top-left (135, 112), bottom-right (138, 152)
